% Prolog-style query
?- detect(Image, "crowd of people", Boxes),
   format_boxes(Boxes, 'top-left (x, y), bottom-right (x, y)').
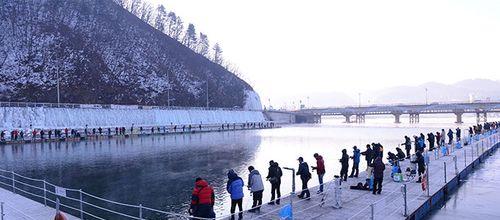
top-left (0, 122), bottom-right (276, 144)
top-left (188, 121), bottom-right (499, 219)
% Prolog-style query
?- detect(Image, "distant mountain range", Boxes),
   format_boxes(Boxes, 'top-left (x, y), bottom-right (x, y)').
top-left (0, 0), bottom-right (261, 109)
top-left (298, 79), bottom-right (500, 108)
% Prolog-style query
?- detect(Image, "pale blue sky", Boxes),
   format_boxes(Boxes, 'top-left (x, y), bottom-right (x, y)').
top-left (148, 0), bottom-right (500, 107)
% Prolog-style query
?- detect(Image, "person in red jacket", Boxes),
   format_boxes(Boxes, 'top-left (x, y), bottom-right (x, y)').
top-left (189, 177), bottom-right (215, 218)
top-left (311, 153), bottom-right (326, 193)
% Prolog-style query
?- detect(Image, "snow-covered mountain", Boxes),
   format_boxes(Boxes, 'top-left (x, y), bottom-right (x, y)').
top-left (0, 0), bottom-right (261, 109)
top-left (373, 79), bottom-right (500, 104)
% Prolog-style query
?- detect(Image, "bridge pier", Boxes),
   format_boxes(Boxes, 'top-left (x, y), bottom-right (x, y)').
top-left (476, 112), bottom-right (487, 123)
top-left (393, 113), bottom-right (401, 124)
top-left (409, 113), bottom-right (420, 124)
top-left (343, 114), bottom-right (352, 123)
top-left (355, 114), bottom-right (365, 123)
top-left (454, 111), bottom-right (464, 124)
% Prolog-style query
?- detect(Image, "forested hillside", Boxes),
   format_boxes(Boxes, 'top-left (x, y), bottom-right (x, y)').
top-left (0, 0), bottom-right (261, 109)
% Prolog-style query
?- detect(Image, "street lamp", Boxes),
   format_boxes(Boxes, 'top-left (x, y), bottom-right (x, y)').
top-left (358, 93), bottom-right (361, 108)
top-left (425, 88), bottom-right (428, 105)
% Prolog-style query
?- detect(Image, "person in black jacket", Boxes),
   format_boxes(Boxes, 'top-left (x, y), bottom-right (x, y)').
top-left (296, 157), bottom-right (311, 199)
top-left (427, 133), bottom-right (435, 151)
top-left (401, 136), bottom-right (412, 159)
top-left (412, 151), bottom-right (426, 183)
top-left (372, 157), bottom-right (385, 195)
top-left (266, 161), bottom-right (282, 205)
top-left (361, 144), bottom-right (374, 166)
top-left (339, 149), bottom-right (349, 181)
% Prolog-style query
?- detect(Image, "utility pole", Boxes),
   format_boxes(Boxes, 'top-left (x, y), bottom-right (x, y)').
top-left (206, 75), bottom-right (209, 108)
top-left (56, 68), bottom-right (60, 106)
top-left (425, 88), bottom-right (428, 105)
top-left (166, 71), bottom-right (170, 107)
top-left (358, 93), bottom-right (361, 108)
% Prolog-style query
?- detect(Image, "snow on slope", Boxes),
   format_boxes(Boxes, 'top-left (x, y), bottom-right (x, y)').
top-left (0, 107), bottom-right (266, 129)
top-left (244, 90), bottom-right (263, 110)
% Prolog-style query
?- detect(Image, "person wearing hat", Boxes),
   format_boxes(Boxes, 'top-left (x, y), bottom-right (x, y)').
top-left (296, 157), bottom-right (311, 199)
top-left (311, 153), bottom-right (326, 193)
top-left (266, 160), bottom-right (282, 205)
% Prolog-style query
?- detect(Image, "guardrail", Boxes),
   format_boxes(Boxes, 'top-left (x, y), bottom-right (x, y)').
top-left (0, 101), bottom-right (254, 112)
top-left (0, 169), bottom-right (200, 220)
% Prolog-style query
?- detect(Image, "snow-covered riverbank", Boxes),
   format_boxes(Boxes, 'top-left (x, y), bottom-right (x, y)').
top-left (0, 106), bottom-right (266, 129)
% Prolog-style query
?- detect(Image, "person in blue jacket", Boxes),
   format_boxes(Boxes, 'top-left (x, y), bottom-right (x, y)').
top-left (349, 146), bottom-right (361, 178)
top-left (227, 169), bottom-right (244, 220)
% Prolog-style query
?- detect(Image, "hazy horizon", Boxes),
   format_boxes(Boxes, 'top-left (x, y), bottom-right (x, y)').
top-left (147, 0), bottom-right (500, 108)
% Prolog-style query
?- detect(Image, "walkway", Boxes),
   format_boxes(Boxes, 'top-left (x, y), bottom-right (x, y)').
top-left (246, 131), bottom-right (499, 220)
top-left (0, 187), bottom-right (79, 220)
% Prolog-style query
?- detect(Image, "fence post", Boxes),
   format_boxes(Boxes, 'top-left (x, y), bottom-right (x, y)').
top-left (453, 156), bottom-right (458, 175)
top-left (464, 148), bottom-right (467, 167)
top-left (443, 162), bottom-right (447, 183)
top-left (43, 180), bottom-right (47, 207)
top-left (426, 164), bottom-right (430, 197)
top-left (1, 202), bottom-right (4, 220)
top-left (11, 171), bottom-right (15, 194)
top-left (79, 189), bottom-right (84, 220)
top-left (370, 203), bottom-right (375, 220)
top-left (402, 184), bottom-right (408, 217)
top-left (139, 204), bottom-right (143, 220)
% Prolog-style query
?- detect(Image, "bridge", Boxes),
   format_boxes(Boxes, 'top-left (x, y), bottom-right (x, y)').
top-left (296, 101), bottom-right (500, 124)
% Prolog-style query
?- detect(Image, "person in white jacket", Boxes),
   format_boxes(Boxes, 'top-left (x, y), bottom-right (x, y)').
top-left (247, 166), bottom-right (264, 213)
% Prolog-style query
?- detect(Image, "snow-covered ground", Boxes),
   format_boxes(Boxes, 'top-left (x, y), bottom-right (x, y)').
top-left (0, 107), bottom-right (266, 129)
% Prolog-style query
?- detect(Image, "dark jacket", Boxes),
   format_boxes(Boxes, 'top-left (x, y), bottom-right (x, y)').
top-left (266, 163), bottom-right (283, 184)
top-left (361, 147), bottom-right (374, 164)
top-left (403, 137), bottom-right (411, 150)
top-left (412, 152), bottom-right (426, 172)
top-left (373, 158), bottom-right (385, 179)
top-left (340, 152), bottom-right (349, 168)
top-left (296, 162), bottom-right (311, 180)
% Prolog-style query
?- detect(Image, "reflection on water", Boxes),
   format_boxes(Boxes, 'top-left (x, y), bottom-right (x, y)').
top-left (0, 114), bottom-right (498, 217)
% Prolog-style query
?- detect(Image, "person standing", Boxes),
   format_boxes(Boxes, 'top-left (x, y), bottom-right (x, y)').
top-left (412, 151), bottom-right (426, 183)
top-left (311, 153), bottom-right (326, 193)
top-left (189, 177), bottom-right (215, 218)
top-left (266, 161), bottom-right (282, 205)
top-left (227, 170), bottom-right (244, 220)
top-left (361, 144), bottom-right (374, 166)
top-left (349, 146), bottom-right (361, 178)
top-left (441, 129), bottom-right (446, 146)
top-left (456, 127), bottom-right (461, 141)
top-left (247, 166), bottom-right (264, 212)
top-left (447, 129), bottom-right (454, 145)
top-left (296, 157), bottom-right (311, 199)
top-left (372, 157), bottom-right (385, 195)
top-left (401, 136), bottom-right (412, 159)
top-left (427, 133), bottom-right (435, 151)
top-left (339, 149), bottom-right (349, 181)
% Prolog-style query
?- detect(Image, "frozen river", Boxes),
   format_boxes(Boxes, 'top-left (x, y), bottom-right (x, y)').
top-left (0, 114), bottom-right (498, 218)
top-left (428, 139), bottom-right (500, 219)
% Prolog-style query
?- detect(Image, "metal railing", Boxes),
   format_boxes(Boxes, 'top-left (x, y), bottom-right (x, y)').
top-left (0, 169), bottom-right (199, 220)
top-left (347, 129), bottom-right (499, 219)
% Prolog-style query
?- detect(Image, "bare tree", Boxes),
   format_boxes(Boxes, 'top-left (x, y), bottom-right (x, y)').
top-left (129, 0), bottom-right (142, 17)
top-left (165, 12), bottom-right (183, 41)
top-left (139, 2), bottom-right (154, 25)
top-left (196, 32), bottom-right (209, 56)
top-left (154, 4), bottom-right (167, 33)
top-left (212, 43), bottom-right (223, 65)
top-left (182, 23), bottom-right (197, 50)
